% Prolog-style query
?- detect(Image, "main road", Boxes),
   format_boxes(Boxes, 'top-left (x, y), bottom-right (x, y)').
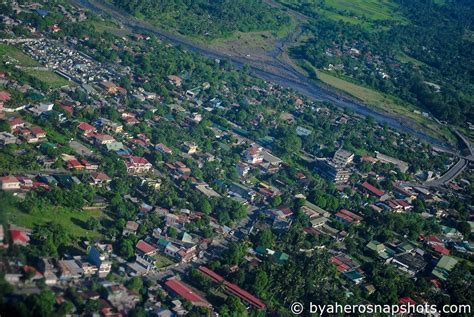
top-left (72, 0), bottom-right (456, 152)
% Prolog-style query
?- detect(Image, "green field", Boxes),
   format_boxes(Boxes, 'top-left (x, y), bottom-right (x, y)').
top-left (26, 69), bottom-right (71, 89)
top-left (0, 43), bottom-right (40, 66)
top-left (316, 70), bottom-right (454, 142)
top-left (7, 205), bottom-right (104, 239)
top-left (153, 253), bottom-right (176, 268)
top-left (278, 0), bottom-right (406, 30)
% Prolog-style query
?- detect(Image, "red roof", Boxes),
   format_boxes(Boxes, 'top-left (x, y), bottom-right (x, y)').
top-left (337, 209), bottom-right (362, 222)
top-left (432, 244), bottom-right (450, 255)
top-left (361, 182), bottom-right (386, 197)
top-left (198, 266), bottom-right (225, 283)
top-left (31, 127), bottom-right (45, 135)
top-left (0, 175), bottom-right (19, 183)
top-left (78, 122), bottom-right (96, 132)
top-left (9, 117), bottom-right (24, 127)
top-left (399, 297), bottom-right (417, 305)
top-left (10, 229), bottom-right (29, 244)
top-left (135, 240), bottom-right (156, 254)
top-left (165, 278), bottom-right (208, 304)
top-left (130, 156), bottom-right (150, 165)
top-left (420, 235), bottom-right (443, 244)
top-left (198, 266), bottom-right (265, 309)
top-left (61, 105), bottom-right (74, 114)
top-left (0, 91), bottom-right (11, 102)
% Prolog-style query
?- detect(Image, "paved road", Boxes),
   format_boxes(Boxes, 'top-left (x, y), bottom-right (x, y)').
top-left (424, 158), bottom-right (468, 187)
top-left (71, 0), bottom-right (456, 152)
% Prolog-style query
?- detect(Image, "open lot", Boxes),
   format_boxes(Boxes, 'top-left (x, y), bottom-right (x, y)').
top-left (7, 205), bottom-right (104, 239)
top-left (26, 69), bottom-right (71, 89)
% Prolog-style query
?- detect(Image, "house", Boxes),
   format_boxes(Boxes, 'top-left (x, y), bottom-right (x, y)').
top-left (310, 216), bottom-right (328, 228)
top-left (89, 172), bottom-right (111, 186)
top-left (245, 145), bottom-right (263, 164)
top-left (335, 209), bottom-right (363, 226)
top-left (331, 254), bottom-right (360, 272)
top-left (360, 182), bottom-right (389, 201)
top-left (136, 240), bottom-right (157, 256)
top-left (367, 240), bottom-right (396, 260)
top-left (93, 133), bottom-right (115, 145)
top-left (30, 127), bottom-right (46, 139)
top-left (0, 176), bottom-right (21, 190)
top-left (391, 252), bottom-right (427, 276)
top-left (10, 228), bottom-right (29, 245)
top-left (156, 143), bottom-right (173, 155)
top-left (77, 122), bottom-right (96, 135)
top-left (343, 270), bottom-right (364, 284)
top-left (100, 81), bottom-right (121, 94)
top-left (107, 284), bottom-right (140, 311)
top-left (236, 162), bottom-right (250, 177)
top-left (125, 156), bottom-right (152, 174)
top-left (87, 244), bottom-right (112, 277)
top-left (182, 141), bottom-right (198, 154)
top-left (0, 132), bottom-right (17, 146)
top-left (167, 75), bottom-right (182, 87)
top-left (9, 117), bottom-right (25, 131)
top-left (105, 141), bottom-right (125, 152)
top-left (123, 221), bottom-right (139, 236)
top-left (432, 256), bottom-right (458, 281)
top-left (67, 159), bottom-right (84, 171)
top-left (0, 91), bottom-right (11, 102)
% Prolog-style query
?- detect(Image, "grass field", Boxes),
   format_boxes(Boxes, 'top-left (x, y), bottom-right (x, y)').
top-left (316, 70), bottom-right (454, 142)
top-left (396, 53), bottom-right (427, 67)
top-left (278, 0), bottom-right (406, 30)
top-left (153, 253), bottom-right (176, 268)
top-left (7, 205), bottom-right (104, 239)
top-left (0, 44), bottom-right (40, 66)
top-left (26, 69), bottom-right (71, 89)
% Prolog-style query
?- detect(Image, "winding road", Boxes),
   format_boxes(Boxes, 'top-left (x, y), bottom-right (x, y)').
top-left (71, 0), bottom-right (459, 153)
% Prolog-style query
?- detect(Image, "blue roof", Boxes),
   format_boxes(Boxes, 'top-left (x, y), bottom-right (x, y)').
top-left (35, 9), bottom-right (49, 17)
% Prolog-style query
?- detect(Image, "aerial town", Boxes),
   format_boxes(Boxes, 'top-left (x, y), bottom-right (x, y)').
top-left (0, 1), bottom-right (472, 316)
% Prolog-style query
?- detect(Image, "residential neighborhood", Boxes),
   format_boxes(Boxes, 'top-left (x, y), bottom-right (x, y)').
top-left (0, 1), bottom-right (472, 316)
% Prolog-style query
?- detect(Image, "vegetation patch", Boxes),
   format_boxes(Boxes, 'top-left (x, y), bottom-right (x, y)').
top-left (317, 70), bottom-right (454, 142)
top-left (0, 43), bottom-right (40, 67)
top-left (7, 205), bottom-right (103, 239)
top-left (26, 69), bottom-right (71, 89)
top-left (112, 0), bottom-right (291, 40)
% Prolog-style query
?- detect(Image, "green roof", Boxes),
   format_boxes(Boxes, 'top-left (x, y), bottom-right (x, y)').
top-left (436, 256), bottom-right (458, 271)
top-left (274, 251), bottom-right (289, 263)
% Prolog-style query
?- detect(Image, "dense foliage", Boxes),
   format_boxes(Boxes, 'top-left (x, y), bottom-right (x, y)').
top-left (113, 0), bottom-right (291, 39)
top-left (282, 0), bottom-right (474, 124)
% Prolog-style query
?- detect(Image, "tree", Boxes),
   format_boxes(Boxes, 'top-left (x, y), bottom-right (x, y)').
top-left (225, 295), bottom-right (247, 317)
top-left (126, 276), bottom-right (144, 292)
top-left (86, 218), bottom-right (100, 230)
top-left (27, 290), bottom-right (56, 317)
top-left (167, 226), bottom-right (178, 238)
top-left (270, 195), bottom-right (282, 208)
top-left (117, 238), bottom-right (135, 260)
top-left (255, 229), bottom-right (275, 248)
